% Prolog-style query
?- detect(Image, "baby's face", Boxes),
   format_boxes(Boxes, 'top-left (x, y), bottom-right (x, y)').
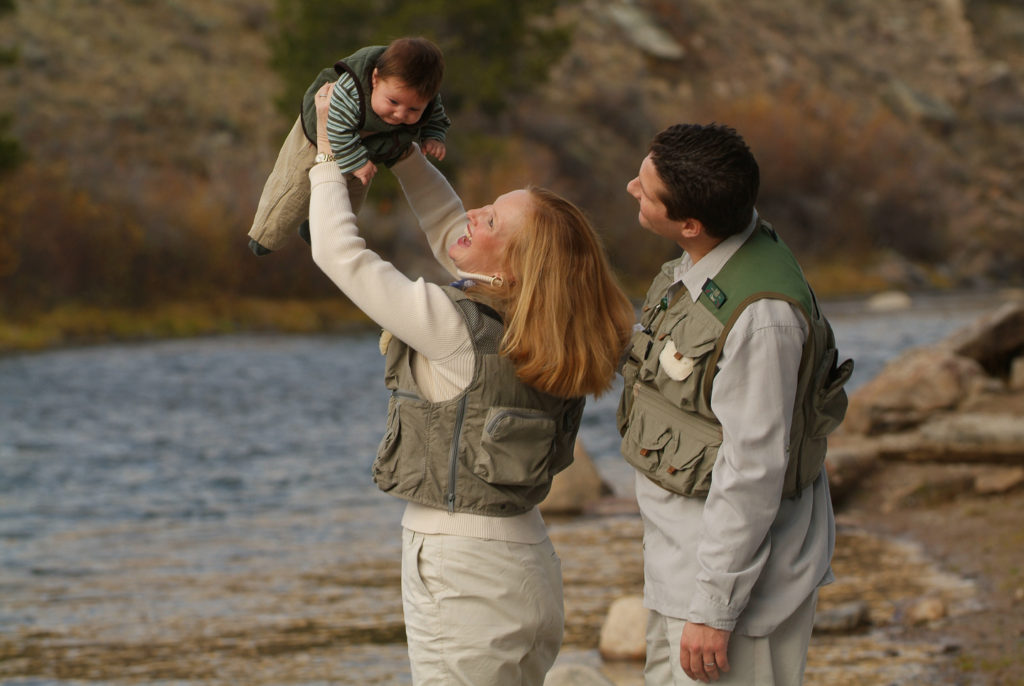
top-left (370, 71), bottom-right (430, 126)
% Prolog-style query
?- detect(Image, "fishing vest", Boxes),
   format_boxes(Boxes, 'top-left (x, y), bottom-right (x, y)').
top-left (299, 45), bottom-right (444, 167)
top-left (374, 286), bottom-right (586, 516)
top-left (616, 220), bottom-right (853, 499)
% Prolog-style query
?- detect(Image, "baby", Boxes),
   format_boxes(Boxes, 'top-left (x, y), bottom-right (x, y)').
top-left (248, 37), bottom-right (450, 255)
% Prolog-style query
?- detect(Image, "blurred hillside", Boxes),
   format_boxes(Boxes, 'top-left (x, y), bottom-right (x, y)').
top-left (0, 0), bottom-right (1022, 322)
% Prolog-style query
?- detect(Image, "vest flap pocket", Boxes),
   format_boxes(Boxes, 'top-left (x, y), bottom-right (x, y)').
top-left (476, 407), bottom-right (557, 486)
top-left (666, 309), bottom-right (719, 355)
top-left (658, 429), bottom-right (718, 496)
top-left (809, 349), bottom-right (854, 438)
top-left (373, 396), bottom-right (404, 490)
top-left (642, 316), bottom-right (718, 409)
top-left (623, 410), bottom-right (673, 465)
top-left (622, 383), bottom-right (722, 496)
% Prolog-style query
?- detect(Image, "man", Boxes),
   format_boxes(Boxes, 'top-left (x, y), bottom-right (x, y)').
top-left (618, 123), bottom-right (852, 684)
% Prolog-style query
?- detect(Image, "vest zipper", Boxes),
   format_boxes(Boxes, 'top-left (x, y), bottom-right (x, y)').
top-left (447, 394), bottom-right (468, 512)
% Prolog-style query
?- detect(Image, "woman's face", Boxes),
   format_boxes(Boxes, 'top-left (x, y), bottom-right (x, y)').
top-left (448, 189), bottom-right (531, 278)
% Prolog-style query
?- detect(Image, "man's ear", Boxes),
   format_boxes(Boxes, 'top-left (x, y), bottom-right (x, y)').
top-left (679, 217), bottom-right (705, 239)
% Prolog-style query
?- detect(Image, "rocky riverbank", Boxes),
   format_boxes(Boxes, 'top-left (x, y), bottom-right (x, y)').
top-left (2, 298), bottom-right (1020, 685)
top-left (826, 298), bottom-right (1024, 684)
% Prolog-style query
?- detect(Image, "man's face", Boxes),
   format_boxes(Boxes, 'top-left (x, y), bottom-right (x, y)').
top-left (626, 154), bottom-right (679, 241)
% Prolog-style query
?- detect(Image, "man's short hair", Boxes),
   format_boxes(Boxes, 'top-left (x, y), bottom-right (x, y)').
top-left (649, 123), bottom-right (760, 239)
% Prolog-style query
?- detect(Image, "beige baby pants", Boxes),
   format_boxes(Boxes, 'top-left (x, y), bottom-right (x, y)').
top-left (248, 116), bottom-right (369, 253)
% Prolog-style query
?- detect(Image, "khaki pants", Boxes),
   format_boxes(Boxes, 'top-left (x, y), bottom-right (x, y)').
top-left (401, 528), bottom-right (564, 686)
top-left (247, 116), bottom-right (369, 253)
top-left (644, 591), bottom-right (817, 686)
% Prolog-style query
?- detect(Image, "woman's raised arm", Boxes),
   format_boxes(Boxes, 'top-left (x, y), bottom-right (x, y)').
top-left (390, 146), bottom-right (466, 277)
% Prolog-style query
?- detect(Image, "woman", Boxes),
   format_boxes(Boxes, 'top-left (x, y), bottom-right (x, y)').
top-left (308, 81), bottom-right (634, 685)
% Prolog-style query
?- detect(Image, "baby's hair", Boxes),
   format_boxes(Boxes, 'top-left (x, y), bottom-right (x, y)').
top-left (376, 37), bottom-right (445, 100)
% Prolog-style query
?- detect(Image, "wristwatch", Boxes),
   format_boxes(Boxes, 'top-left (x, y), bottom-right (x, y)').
top-left (314, 152), bottom-right (336, 164)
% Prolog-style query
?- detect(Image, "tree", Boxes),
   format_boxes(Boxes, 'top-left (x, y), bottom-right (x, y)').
top-left (0, 0), bottom-right (22, 175)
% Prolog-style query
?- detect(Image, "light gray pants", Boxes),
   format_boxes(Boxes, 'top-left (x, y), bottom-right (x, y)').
top-left (644, 591), bottom-right (817, 686)
top-left (401, 528), bottom-right (564, 685)
top-left (248, 116), bottom-right (369, 253)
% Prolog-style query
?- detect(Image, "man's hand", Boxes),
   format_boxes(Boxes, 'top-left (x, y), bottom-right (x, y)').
top-left (421, 139), bottom-right (446, 161)
top-left (680, 622), bottom-right (731, 682)
top-left (352, 160), bottom-right (378, 186)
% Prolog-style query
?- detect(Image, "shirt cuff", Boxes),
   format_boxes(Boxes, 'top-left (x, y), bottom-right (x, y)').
top-left (687, 592), bottom-right (741, 632)
top-left (310, 159), bottom-right (347, 183)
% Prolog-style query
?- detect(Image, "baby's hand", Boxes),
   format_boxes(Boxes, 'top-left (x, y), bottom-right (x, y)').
top-left (353, 160), bottom-right (378, 186)
top-left (421, 139), bottom-right (446, 162)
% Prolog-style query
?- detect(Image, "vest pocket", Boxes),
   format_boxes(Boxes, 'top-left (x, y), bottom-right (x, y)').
top-left (475, 407), bottom-right (557, 486)
top-left (621, 383), bottom-right (722, 497)
top-left (808, 348), bottom-right (854, 438)
top-left (617, 357), bottom-right (640, 436)
top-left (644, 317), bottom-right (717, 411)
top-left (373, 396), bottom-right (403, 490)
top-left (374, 393), bottom-right (428, 491)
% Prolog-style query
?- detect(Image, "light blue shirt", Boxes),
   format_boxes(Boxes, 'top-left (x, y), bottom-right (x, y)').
top-left (634, 217), bottom-right (836, 636)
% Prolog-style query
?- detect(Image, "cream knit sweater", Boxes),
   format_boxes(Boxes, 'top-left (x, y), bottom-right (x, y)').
top-left (308, 148), bottom-right (548, 543)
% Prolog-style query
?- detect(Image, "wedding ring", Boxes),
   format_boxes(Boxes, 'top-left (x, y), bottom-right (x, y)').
top-left (704, 662), bottom-right (716, 667)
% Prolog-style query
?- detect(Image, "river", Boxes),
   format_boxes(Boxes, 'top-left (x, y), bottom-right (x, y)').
top-left (0, 292), bottom-right (1004, 684)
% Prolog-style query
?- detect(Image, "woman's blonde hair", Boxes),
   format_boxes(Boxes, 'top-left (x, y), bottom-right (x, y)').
top-left (471, 187), bottom-right (635, 398)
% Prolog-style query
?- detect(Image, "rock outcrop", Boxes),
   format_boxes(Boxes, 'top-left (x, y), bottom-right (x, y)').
top-left (541, 440), bottom-right (613, 515)
top-left (598, 596), bottom-right (648, 662)
top-left (827, 300), bottom-right (1024, 498)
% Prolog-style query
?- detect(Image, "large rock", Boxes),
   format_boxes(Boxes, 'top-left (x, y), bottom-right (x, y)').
top-left (598, 595), bottom-right (649, 661)
top-left (875, 414), bottom-right (1024, 464)
top-left (541, 440), bottom-right (611, 515)
top-left (945, 302), bottom-right (1024, 377)
top-left (842, 348), bottom-right (987, 435)
top-left (605, 3), bottom-right (686, 60)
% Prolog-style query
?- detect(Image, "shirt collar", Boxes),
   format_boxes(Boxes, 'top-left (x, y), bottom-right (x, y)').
top-left (673, 210), bottom-right (758, 302)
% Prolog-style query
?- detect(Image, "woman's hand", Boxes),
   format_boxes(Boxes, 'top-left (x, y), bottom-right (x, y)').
top-left (315, 81), bottom-right (334, 154)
